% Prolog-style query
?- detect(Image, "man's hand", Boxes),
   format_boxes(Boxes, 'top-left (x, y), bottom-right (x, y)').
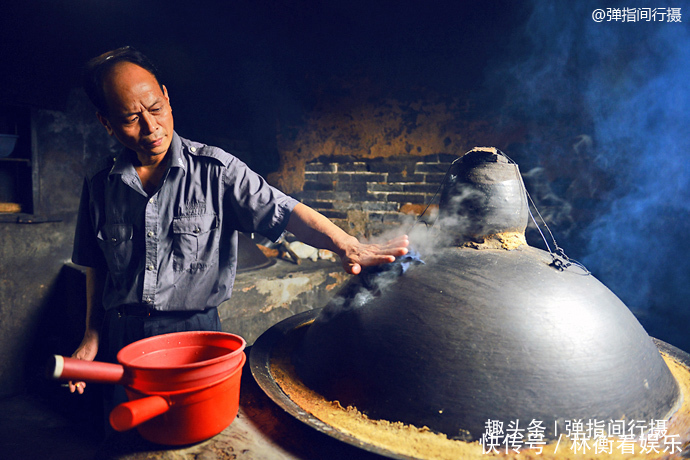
top-left (68, 266), bottom-right (105, 394)
top-left (68, 331), bottom-right (99, 394)
top-left (286, 203), bottom-right (409, 274)
top-left (339, 234), bottom-right (409, 275)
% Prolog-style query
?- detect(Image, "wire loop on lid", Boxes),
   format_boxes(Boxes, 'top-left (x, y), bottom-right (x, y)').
top-left (411, 148), bottom-right (590, 275)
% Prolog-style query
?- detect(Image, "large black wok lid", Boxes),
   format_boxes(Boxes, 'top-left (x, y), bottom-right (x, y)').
top-left (291, 148), bottom-right (681, 441)
top-left (294, 244), bottom-right (680, 440)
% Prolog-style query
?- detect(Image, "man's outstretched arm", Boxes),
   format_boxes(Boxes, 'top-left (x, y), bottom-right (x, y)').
top-left (286, 203), bottom-right (409, 275)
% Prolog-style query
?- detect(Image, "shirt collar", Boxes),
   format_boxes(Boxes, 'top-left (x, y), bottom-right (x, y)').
top-left (109, 131), bottom-right (185, 177)
top-left (168, 132), bottom-right (186, 173)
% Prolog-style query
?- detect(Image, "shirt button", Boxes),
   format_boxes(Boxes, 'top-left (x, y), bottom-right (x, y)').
top-left (147, 265), bottom-right (155, 271)
top-left (144, 297), bottom-right (152, 304)
top-left (193, 227), bottom-right (201, 233)
top-left (149, 197), bottom-right (155, 204)
top-left (190, 146), bottom-right (197, 153)
top-left (147, 231), bottom-right (154, 237)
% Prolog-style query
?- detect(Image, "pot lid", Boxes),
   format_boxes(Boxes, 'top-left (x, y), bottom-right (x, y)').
top-left (293, 245), bottom-right (681, 440)
top-left (237, 232), bottom-right (275, 273)
top-left (288, 147), bottom-right (682, 442)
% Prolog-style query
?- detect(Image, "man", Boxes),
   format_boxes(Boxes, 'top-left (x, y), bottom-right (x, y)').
top-left (69, 47), bottom-right (408, 399)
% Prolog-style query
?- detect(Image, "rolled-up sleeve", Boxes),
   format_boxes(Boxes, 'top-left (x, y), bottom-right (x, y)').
top-left (223, 156), bottom-right (298, 242)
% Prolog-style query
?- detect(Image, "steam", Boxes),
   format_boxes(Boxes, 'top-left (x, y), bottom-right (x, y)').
top-left (323, 186), bottom-right (486, 312)
top-left (522, 167), bottom-right (575, 239)
top-left (493, 0), bottom-right (690, 350)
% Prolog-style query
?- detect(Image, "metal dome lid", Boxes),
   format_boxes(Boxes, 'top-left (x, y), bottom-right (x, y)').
top-left (292, 148), bottom-right (682, 441)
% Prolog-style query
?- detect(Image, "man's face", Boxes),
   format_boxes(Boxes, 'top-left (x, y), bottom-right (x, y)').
top-left (97, 62), bottom-right (174, 162)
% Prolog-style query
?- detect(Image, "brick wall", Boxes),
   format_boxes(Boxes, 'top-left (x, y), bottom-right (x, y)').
top-left (296, 154), bottom-right (457, 238)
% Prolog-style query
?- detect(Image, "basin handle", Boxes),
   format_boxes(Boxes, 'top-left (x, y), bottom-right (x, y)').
top-left (109, 395), bottom-right (170, 431)
top-left (49, 355), bottom-right (126, 385)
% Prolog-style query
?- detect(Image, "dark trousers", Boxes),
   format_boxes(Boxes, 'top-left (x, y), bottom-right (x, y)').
top-left (100, 307), bottom-right (222, 435)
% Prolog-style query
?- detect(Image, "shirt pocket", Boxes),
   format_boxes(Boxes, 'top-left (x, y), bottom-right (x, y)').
top-left (96, 223), bottom-right (134, 276)
top-left (172, 213), bottom-right (219, 272)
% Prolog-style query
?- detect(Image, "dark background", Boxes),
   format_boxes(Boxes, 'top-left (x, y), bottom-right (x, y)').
top-left (0, 0), bottom-right (528, 174)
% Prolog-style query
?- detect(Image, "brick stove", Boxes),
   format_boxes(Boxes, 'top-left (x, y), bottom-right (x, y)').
top-left (297, 154), bottom-right (458, 238)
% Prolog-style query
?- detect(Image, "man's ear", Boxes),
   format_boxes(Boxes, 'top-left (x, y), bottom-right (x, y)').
top-left (96, 112), bottom-right (114, 136)
top-left (162, 85), bottom-right (171, 110)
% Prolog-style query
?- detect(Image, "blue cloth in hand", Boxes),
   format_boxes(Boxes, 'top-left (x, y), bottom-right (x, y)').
top-left (360, 247), bottom-right (425, 290)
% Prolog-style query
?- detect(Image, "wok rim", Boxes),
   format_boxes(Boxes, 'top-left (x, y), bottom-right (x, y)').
top-left (250, 308), bottom-right (690, 460)
top-left (250, 308), bottom-right (416, 460)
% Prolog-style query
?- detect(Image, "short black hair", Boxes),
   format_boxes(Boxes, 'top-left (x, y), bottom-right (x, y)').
top-left (82, 46), bottom-right (163, 115)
